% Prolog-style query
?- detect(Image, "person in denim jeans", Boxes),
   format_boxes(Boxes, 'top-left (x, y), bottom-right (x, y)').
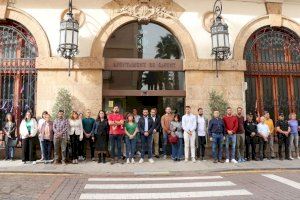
top-left (170, 114), bottom-right (183, 161)
top-left (161, 107), bottom-right (174, 159)
top-left (208, 111), bottom-right (225, 163)
top-left (288, 113), bottom-right (299, 159)
top-left (124, 114), bottom-right (138, 164)
top-left (223, 107), bottom-right (238, 163)
top-left (108, 106), bottom-right (124, 165)
top-left (3, 113), bottom-right (17, 161)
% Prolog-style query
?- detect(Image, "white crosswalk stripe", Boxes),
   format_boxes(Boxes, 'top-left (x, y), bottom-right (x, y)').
top-left (88, 176), bottom-right (223, 182)
top-left (85, 181), bottom-right (235, 189)
top-left (262, 174), bottom-right (300, 190)
top-left (80, 175), bottom-right (253, 200)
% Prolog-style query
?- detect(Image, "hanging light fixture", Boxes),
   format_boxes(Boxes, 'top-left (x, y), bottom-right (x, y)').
top-left (57, 0), bottom-right (79, 76)
top-left (211, 0), bottom-right (231, 77)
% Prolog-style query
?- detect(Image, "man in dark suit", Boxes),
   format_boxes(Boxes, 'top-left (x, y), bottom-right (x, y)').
top-left (150, 108), bottom-right (161, 158)
top-left (138, 108), bottom-right (154, 163)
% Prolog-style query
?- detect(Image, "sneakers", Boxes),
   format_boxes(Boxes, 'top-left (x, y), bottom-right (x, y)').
top-left (192, 158), bottom-right (196, 163)
top-left (184, 159), bottom-right (188, 162)
top-left (231, 159), bottom-right (238, 164)
top-left (163, 155), bottom-right (167, 160)
top-left (78, 156), bottom-right (83, 161)
top-left (139, 158), bottom-right (144, 164)
top-left (131, 158), bottom-right (135, 164)
top-left (126, 158), bottom-right (130, 164)
top-left (225, 159), bottom-right (230, 163)
top-left (149, 158), bottom-right (154, 164)
top-left (32, 161), bottom-right (36, 165)
top-left (289, 157), bottom-right (294, 160)
top-left (297, 156), bottom-right (300, 159)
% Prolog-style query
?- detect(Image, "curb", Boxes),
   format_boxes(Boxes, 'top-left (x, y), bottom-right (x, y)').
top-left (0, 167), bottom-right (300, 176)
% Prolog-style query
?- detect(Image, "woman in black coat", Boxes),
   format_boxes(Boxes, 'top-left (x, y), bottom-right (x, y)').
top-left (92, 110), bottom-right (109, 163)
top-left (3, 113), bottom-right (17, 160)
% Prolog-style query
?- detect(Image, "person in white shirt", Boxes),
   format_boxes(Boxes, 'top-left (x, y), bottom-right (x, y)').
top-left (197, 108), bottom-right (207, 161)
top-left (20, 111), bottom-right (38, 164)
top-left (69, 111), bottom-right (84, 164)
top-left (257, 116), bottom-right (270, 161)
top-left (182, 106), bottom-right (197, 162)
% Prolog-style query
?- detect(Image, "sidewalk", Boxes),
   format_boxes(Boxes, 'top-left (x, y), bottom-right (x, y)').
top-left (0, 158), bottom-right (299, 176)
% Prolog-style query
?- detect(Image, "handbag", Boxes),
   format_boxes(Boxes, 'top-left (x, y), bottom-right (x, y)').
top-left (168, 134), bottom-right (178, 144)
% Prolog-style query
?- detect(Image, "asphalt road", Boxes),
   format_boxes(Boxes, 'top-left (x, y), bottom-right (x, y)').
top-left (0, 170), bottom-right (299, 200)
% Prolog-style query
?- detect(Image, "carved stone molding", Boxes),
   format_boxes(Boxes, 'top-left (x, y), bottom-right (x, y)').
top-left (103, 0), bottom-right (184, 24)
top-left (0, 0), bottom-right (8, 19)
top-left (265, 2), bottom-right (282, 15)
top-left (61, 7), bottom-right (86, 28)
top-left (202, 11), bottom-right (214, 33)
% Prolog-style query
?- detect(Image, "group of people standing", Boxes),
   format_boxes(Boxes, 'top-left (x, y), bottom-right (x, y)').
top-left (209, 107), bottom-right (300, 163)
top-left (0, 105), bottom-right (299, 165)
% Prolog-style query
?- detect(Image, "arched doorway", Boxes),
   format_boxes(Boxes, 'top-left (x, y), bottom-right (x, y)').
top-left (0, 19), bottom-right (38, 124)
top-left (244, 26), bottom-right (300, 119)
top-left (102, 22), bottom-right (185, 115)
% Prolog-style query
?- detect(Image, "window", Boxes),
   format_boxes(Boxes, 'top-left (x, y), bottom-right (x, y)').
top-left (244, 26), bottom-right (300, 118)
top-left (0, 19), bottom-right (37, 122)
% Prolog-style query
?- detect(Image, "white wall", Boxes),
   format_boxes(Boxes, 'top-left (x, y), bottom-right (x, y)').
top-left (14, 0), bottom-right (300, 59)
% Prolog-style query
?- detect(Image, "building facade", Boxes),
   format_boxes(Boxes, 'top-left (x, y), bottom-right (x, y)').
top-left (0, 0), bottom-right (299, 123)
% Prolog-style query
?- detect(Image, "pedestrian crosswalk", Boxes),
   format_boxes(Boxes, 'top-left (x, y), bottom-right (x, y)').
top-left (262, 174), bottom-right (300, 190)
top-left (80, 175), bottom-right (253, 199)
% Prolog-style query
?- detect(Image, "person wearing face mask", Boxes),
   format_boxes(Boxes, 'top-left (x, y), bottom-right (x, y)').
top-left (276, 113), bottom-right (291, 161)
top-left (244, 112), bottom-right (258, 161)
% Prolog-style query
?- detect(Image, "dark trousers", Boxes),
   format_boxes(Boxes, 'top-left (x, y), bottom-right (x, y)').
top-left (70, 134), bottom-right (80, 160)
top-left (22, 137), bottom-right (37, 162)
top-left (109, 134), bottom-right (122, 159)
top-left (258, 137), bottom-right (267, 159)
top-left (198, 136), bottom-right (206, 158)
top-left (141, 134), bottom-right (153, 159)
top-left (278, 134), bottom-right (290, 159)
top-left (5, 137), bottom-right (15, 159)
top-left (42, 139), bottom-right (52, 161)
top-left (245, 135), bottom-right (256, 159)
top-left (78, 140), bottom-right (85, 157)
top-left (84, 137), bottom-right (95, 159)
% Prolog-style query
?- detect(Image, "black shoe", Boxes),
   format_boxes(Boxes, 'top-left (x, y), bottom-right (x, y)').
top-left (155, 155), bottom-right (160, 159)
top-left (110, 158), bottom-right (115, 165)
top-left (218, 160), bottom-right (224, 163)
top-left (279, 157), bottom-right (284, 161)
top-left (286, 158), bottom-right (292, 161)
top-left (98, 153), bottom-right (102, 163)
top-left (213, 160), bottom-right (218, 163)
top-left (102, 154), bottom-right (106, 164)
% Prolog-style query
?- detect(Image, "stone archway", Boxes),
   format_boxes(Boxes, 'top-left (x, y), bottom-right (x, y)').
top-left (91, 15), bottom-right (198, 62)
top-left (233, 15), bottom-right (300, 60)
top-left (4, 7), bottom-right (51, 58)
